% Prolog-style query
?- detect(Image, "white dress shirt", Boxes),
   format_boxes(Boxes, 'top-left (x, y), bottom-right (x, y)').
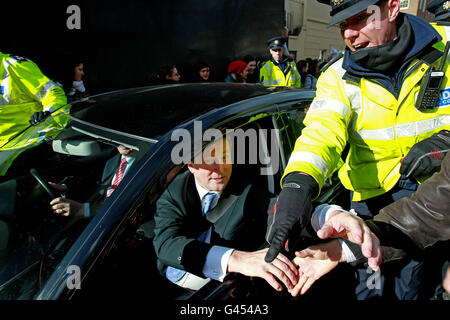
top-left (194, 181), bottom-right (234, 282)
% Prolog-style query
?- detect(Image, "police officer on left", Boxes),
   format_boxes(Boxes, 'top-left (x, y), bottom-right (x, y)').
top-left (0, 51), bottom-right (67, 147)
top-left (259, 36), bottom-right (302, 88)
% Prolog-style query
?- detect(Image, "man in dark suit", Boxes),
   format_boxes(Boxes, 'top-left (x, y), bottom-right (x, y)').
top-left (48, 145), bottom-right (135, 218)
top-left (153, 138), bottom-right (298, 292)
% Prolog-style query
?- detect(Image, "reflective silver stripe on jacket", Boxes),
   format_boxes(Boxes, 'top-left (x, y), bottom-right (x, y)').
top-left (261, 63), bottom-right (285, 85)
top-left (308, 98), bottom-right (352, 125)
top-left (262, 64), bottom-right (280, 85)
top-left (445, 25), bottom-right (450, 43)
top-left (352, 114), bottom-right (450, 140)
top-left (35, 80), bottom-right (58, 101)
top-left (330, 60), bottom-right (362, 116)
top-left (291, 72), bottom-right (301, 82)
top-left (287, 151), bottom-right (329, 178)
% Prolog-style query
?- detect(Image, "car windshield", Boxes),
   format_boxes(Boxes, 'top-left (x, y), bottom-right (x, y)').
top-left (0, 103), bottom-right (156, 299)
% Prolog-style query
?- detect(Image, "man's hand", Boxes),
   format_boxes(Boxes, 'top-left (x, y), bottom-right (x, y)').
top-left (289, 240), bottom-right (344, 296)
top-left (29, 111), bottom-right (51, 126)
top-left (265, 173), bottom-right (318, 263)
top-left (317, 210), bottom-right (382, 271)
top-left (400, 130), bottom-right (450, 179)
top-left (227, 248), bottom-right (299, 292)
top-left (48, 183), bottom-right (84, 217)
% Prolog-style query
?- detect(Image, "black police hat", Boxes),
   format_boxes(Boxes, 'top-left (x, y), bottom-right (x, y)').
top-left (317, 0), bottom-right (382, 28)
top-left (427, 0), bottom-right (450, 22)
top-left (267, 36), bottom-right (287, 50)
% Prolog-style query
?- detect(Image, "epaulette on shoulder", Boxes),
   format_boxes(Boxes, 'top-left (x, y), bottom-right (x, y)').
top-left (436, 21), bottom-right (450, 26)
top-left (319, 52), bottom-right (344, 74)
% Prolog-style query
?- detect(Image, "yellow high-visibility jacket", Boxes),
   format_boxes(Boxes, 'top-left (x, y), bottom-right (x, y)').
top-left (283, 24), bottom-right (450, 201)
top-left (260, 59), bottom-right (301, 88)
top-left (0, 52), bottom-right (67, 147)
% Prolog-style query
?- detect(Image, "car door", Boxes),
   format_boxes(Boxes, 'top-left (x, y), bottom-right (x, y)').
top-left (37, 89), bottom-right (318, 300)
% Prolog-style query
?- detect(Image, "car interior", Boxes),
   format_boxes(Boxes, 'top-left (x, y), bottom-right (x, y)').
top-left (0, 123), bottom-right (154, 298)
top-left (0, 99), bottom-right (349, 300)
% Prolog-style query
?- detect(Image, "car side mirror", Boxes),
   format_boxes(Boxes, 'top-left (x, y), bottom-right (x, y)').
top-left (52, 139), bottom-right (101, 156)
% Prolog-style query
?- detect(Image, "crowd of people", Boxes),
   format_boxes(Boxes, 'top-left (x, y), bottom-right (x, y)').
top-left (147, 36), bottom-right (331, 88)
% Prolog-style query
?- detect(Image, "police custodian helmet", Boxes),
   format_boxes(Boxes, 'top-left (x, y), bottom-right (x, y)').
top-left (317, 0), bottom-right (383, 28)
top-left (267, 36), bottom-right (287, 50)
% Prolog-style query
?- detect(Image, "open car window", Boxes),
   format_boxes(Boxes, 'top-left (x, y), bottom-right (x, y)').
top-left (144, 111), bottom-right (283, 298)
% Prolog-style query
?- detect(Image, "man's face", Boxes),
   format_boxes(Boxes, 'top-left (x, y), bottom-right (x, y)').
top-left (117, 145), bottom-right (133, 156)
top-left (270, 47), bottom-right (284, 61)
top-left (339, 0), bottom-right (398, 52)
top-left (188, 139), bottom-right (232, 192)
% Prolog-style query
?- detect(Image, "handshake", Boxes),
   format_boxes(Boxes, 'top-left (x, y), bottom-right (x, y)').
top-left (228, 206), bottom-right (381, 296)
top-left (287, 205), bottom-right (381, 296)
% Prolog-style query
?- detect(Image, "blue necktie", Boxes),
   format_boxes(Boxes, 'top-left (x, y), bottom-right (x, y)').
top-left (166, 192), bottom-right (217, 283)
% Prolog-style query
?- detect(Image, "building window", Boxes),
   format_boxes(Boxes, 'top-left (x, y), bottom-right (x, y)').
top-left (400, 0), bottom-right (409, 9)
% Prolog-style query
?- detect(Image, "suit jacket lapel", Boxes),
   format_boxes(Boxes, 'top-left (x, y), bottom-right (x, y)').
top-left (101, 153), bottom-right (121, 185)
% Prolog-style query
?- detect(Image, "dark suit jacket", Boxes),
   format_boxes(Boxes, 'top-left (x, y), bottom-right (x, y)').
top-left (99, 153), bottom-right (122, 196)
top-left (153, 166), bottom-right (272, 277)
top-left (85, 152), bottom-right (122, 214)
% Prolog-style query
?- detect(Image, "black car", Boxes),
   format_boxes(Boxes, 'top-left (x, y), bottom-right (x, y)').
top-left (0, 83), bottom-right (346, 300)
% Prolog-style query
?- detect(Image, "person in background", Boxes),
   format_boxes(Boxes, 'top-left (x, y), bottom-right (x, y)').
top-left (259, 36), bottom-right (301, 88)
top-left (303, 58), bottom-right (318, 90)
top-left (150, 64), bottom-right (181, 85)
top-left (224, 60), bottom-right (248, 83)
top-left (243, 55), bottom-right (259, 83)
top-left (192, 61), bottom-right (212, 82)
top-left (61, 58), bottom-right (89, 103)
top-left (297, 60), bottom-right (309, 88)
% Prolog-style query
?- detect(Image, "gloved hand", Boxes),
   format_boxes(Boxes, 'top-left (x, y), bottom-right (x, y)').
top-left (29, 111), bottom-right (51, 126)
top-left (400, 130), bottom-right (450, 179)
top-left (265, 172), bottom-right (318, 263)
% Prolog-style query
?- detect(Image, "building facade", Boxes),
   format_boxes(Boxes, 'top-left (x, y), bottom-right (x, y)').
top-left (286, 0), bottom-right (435, 62)
top-left (285, 0), bottom-right (345, 61)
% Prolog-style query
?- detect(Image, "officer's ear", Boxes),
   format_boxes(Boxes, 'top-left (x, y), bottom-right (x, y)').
top-left (387, 0), bottom-right (400, 22)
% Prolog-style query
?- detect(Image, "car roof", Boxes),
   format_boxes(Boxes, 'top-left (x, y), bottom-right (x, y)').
top-left (68, 83), bottom-right (300, 139)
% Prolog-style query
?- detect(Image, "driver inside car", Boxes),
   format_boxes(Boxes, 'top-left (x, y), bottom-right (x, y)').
top-left (48, 145), bottom-right (135, 218)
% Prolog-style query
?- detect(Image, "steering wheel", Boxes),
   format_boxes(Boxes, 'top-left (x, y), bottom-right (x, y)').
top-left (30, 168), bottom-right (57, 199)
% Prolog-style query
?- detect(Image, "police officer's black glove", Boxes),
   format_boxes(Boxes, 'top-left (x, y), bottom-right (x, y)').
top-left (29, 111), bottom-right (51, 126)
top-left (400, 130), bottom-right (450, 179)
top-left (264, 172), bottom-right (318, 263)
